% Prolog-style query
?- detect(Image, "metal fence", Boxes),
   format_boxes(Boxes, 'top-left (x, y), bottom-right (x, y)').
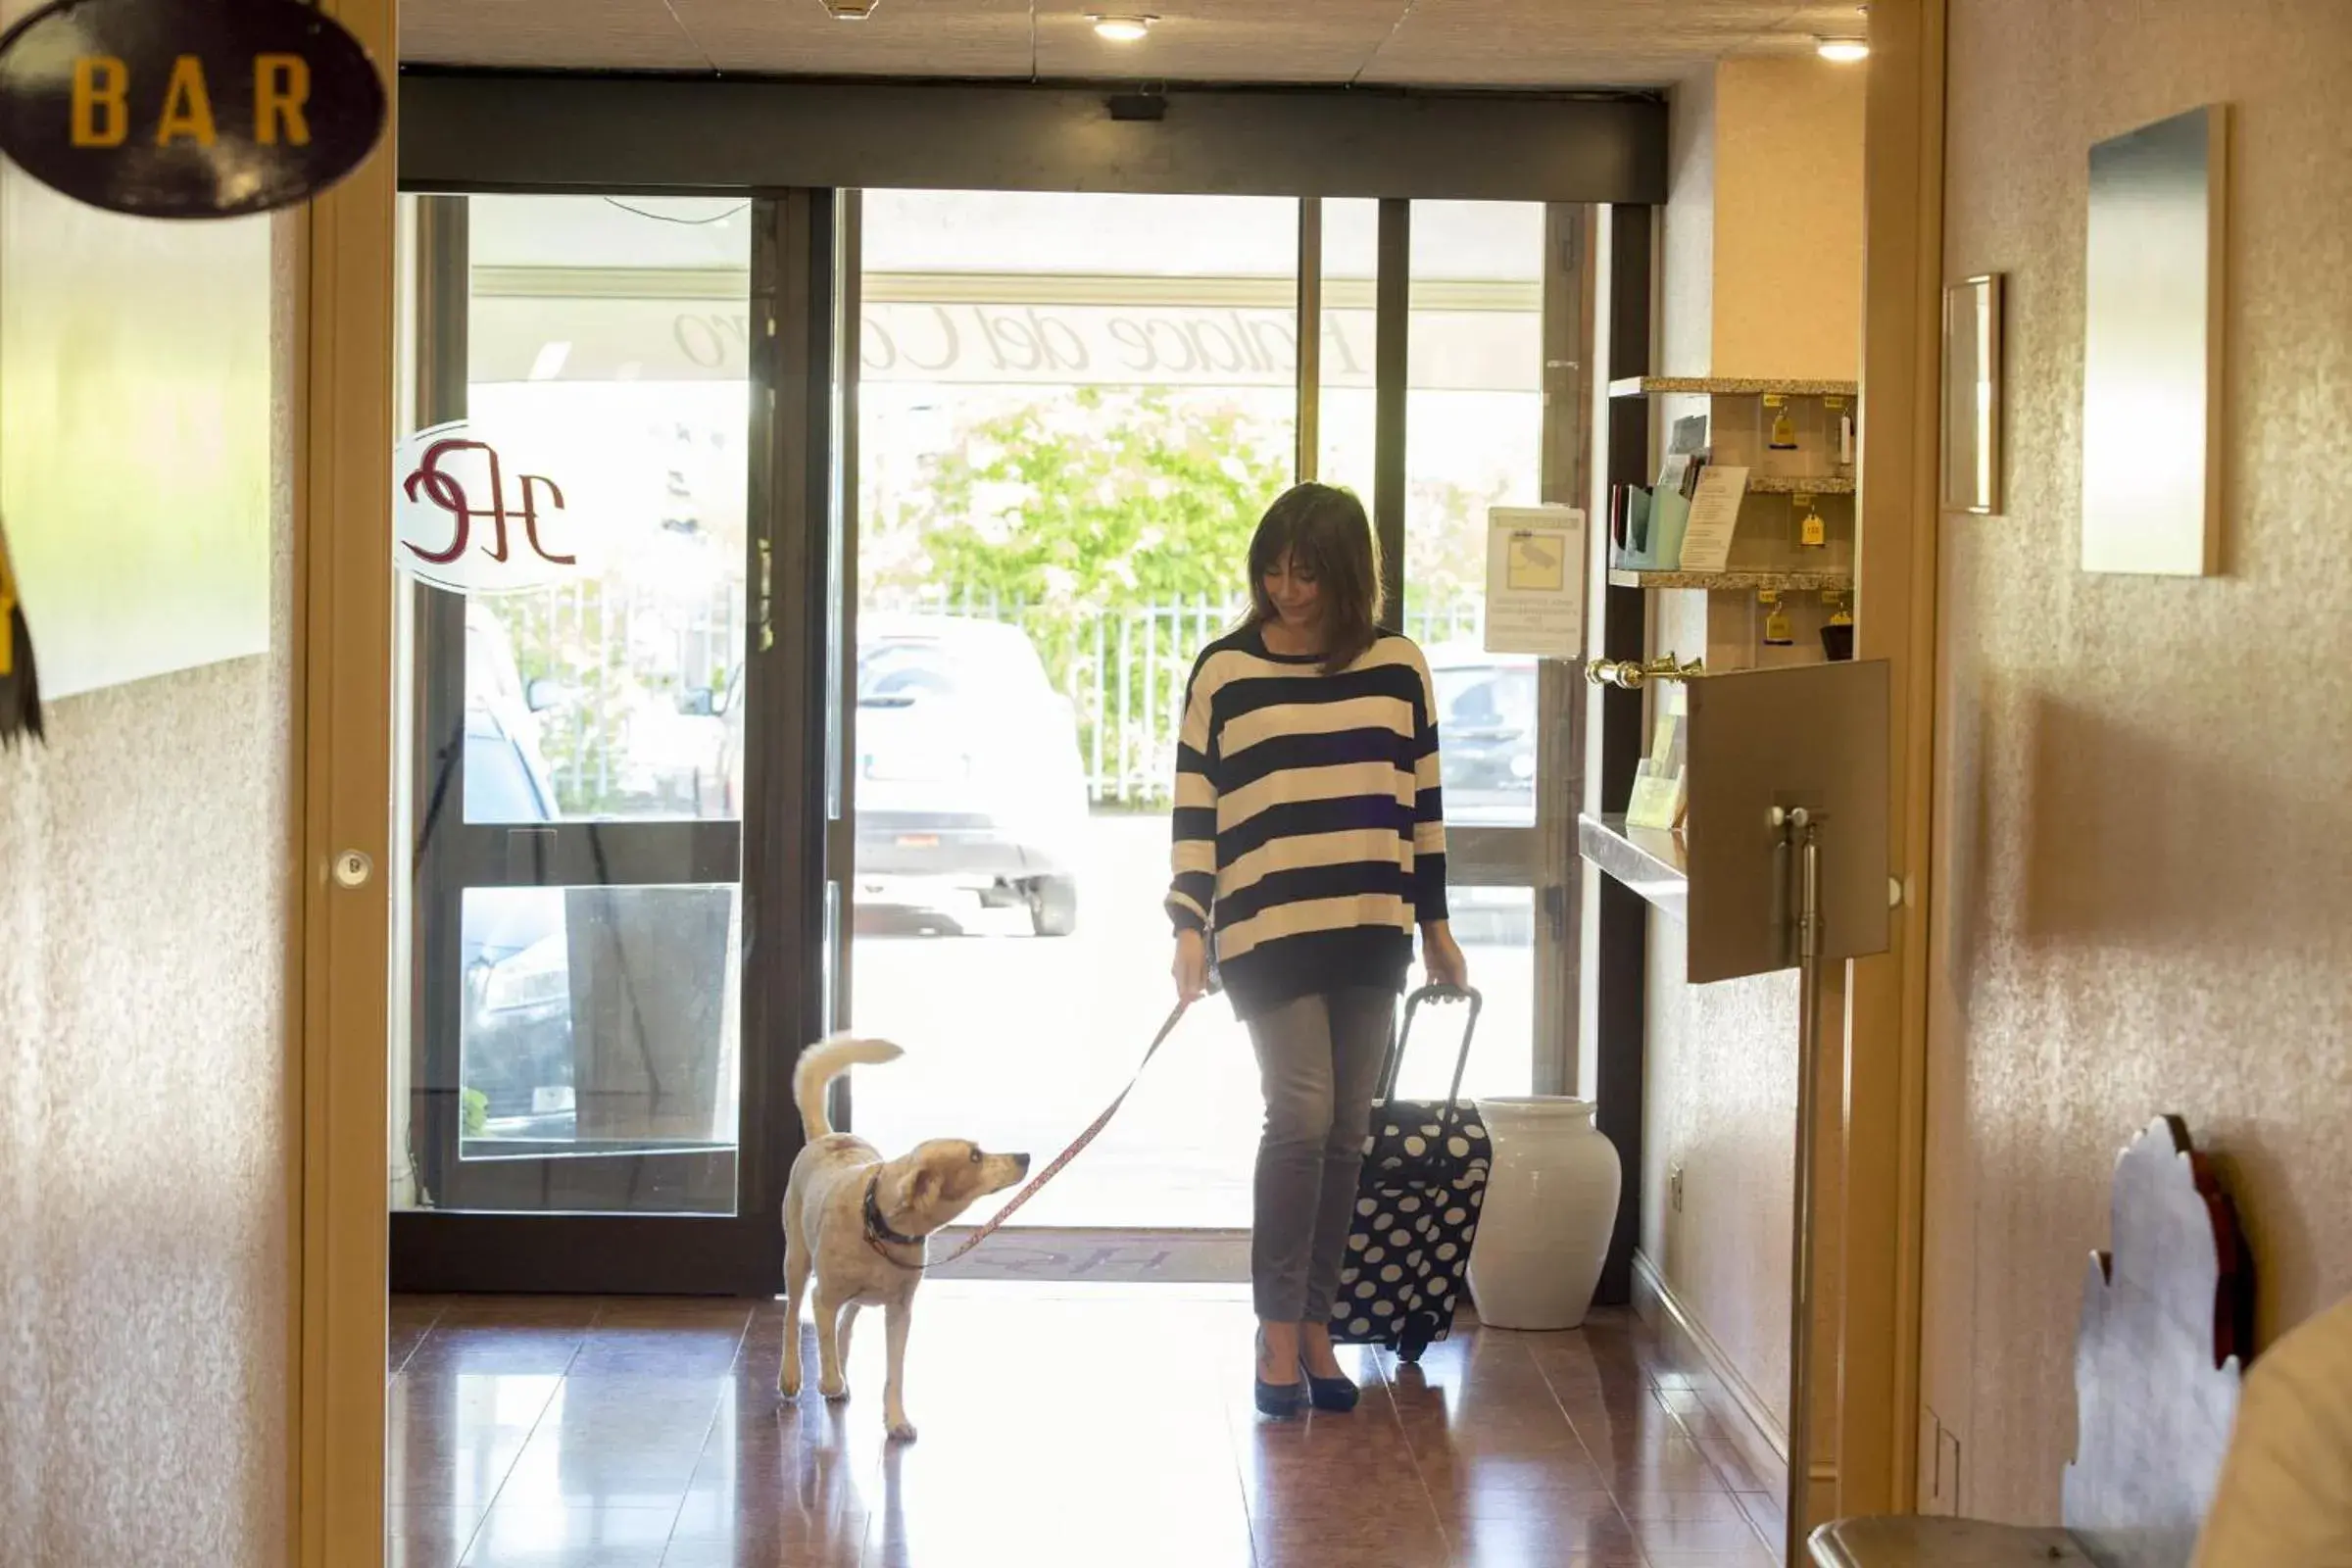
top-left (867, 587), bottom-right (1485, 806)
top-left (479, 578), bottom-right (744, 817)
top-left (479, 577), bottom-right (1485, 813)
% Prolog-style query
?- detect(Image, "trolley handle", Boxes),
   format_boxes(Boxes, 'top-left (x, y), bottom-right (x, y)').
top-left (1375, 983), bottom-right (1484, 1110)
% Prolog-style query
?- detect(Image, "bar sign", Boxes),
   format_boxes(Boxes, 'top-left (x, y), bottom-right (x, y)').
top-left (0, 0), bottom-right (386, 218)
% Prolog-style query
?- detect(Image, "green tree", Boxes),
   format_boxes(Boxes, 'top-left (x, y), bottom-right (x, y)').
top-left (878, 386), bottom-right (1293, 611)
top-left (866, 387), bottom-right (1294, 806)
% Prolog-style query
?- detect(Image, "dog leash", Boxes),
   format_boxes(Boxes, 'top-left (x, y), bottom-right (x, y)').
top-left (864, 997), bottom-right (1196, 1271)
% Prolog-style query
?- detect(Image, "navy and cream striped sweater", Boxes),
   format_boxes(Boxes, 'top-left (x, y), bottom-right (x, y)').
top-left (1165, 625), bottom-right (1448, 1019)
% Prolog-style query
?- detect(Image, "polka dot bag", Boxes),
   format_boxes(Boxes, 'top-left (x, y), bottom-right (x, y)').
top-left (1330, 984), bottom-right (1488, 1363)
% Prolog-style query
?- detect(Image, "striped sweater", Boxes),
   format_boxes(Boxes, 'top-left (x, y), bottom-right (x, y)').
top-left (1165, 626), bottom-right (1448, 1019)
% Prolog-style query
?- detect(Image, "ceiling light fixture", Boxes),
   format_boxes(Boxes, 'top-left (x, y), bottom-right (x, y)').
top-left (1816, 34), bottom-right (1870, 62)
top-left (1090, 14), bottom-right (1155, 42)
top-left (817, 0), bottom-right (879, 20)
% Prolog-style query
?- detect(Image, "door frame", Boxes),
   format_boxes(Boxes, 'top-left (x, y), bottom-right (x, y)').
top-left (295, 40), bottom-right (1950, 1560)
top-left (1837, 0), bottom-right (1947, 1521)
top-left (291, 1), bottom-right (396, 1563)
top-left (383, 189), bottom-right (844, 1295)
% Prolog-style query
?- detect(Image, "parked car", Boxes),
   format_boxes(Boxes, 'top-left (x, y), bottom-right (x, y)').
top-left (711, 614), bottom-right (1091, 936)
top-left (456, 605), bottom-right (576, 1138)
top-left (1426, 643), bottom-right (1538, 826)
top-left (1424, 644), bottom-right (1540, 946)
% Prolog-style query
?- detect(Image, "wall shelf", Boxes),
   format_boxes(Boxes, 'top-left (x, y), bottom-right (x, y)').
top-left (1609, 375), bottom-right (1861, 399)
top-left (1746, 473), bottom-right (1854, 495)
top-left (1578, 812), bottom-right (1687, 923)
top-left (1608, 567), bottom-right (1853, 593)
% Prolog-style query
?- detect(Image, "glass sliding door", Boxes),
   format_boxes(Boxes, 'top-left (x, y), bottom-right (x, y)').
top-left (845, 190), bottom-right (1301, 1234)
top-left (390, 191), bottom-right (841, 1294)
top-left (834, 191), bottom-right (1591, 1252)
top-left (383, 181), bottom-right (1591, 1292)
top-left (1396, 200), bottom-right (1585, 1100)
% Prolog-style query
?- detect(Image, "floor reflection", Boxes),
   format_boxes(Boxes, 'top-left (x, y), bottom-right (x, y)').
top-left (386, 1283), bottom-right (1779, 1566)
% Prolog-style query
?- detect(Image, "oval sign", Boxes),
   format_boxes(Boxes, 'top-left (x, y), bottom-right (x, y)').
top-left (0, 0), bottom-right (387, 220)
top-left (395, 421), bottom-right (612, 596)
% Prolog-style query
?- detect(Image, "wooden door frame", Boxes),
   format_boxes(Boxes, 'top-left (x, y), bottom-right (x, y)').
top-left (1836, 0), bottom-right (1946, 1521)
top-left (283, 0), bottom-right (1948, 1545)
top-left (290, 0), bottom-right (397, 1561)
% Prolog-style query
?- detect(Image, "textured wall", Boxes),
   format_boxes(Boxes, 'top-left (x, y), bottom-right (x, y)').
top-left (0, 190), bottom-right (293, 1562)
top-left (1711, 57), bottom-right (1867, 382)
top-left (1929, 0), bottom-right (2352, 1522)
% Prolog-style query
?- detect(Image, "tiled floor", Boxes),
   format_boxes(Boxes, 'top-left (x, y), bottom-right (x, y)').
top-left (388, 1285), bottom-right (1784, 1567)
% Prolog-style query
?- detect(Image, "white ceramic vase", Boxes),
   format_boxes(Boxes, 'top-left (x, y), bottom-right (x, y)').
top-left (1465, 1097), bottom-right (1622, 1331)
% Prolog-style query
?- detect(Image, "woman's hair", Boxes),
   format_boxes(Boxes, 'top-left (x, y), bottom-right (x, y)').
top-left (1243, 482), bottom-right (1384, 673)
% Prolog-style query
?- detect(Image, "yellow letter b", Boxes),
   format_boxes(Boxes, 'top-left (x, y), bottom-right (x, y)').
top-left (71, 56), bottom-right (128, 148)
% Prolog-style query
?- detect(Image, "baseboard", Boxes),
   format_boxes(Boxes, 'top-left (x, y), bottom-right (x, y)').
top-left (1632, 1249), bottom-right (1838, 1505)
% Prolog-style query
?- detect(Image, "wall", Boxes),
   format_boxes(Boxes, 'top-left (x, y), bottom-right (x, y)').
top-left (1927, 0), bottom-right (2352, 1522)
top-left (0, 182), bottom-right (295, 1563)
top-left (1635, 55), bottom-right (1864, 1487)
top-left (1712, 58), bottom-right (1867, 381)
top-left (1660, 69), bottom-right (1717, 380)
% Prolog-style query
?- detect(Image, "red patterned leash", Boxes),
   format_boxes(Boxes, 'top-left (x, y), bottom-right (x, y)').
top-left (869, 999), bottom-right (1195, 1271)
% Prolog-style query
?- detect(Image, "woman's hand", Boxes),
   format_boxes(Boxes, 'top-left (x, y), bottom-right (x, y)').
top-left (1421, 921), bottom-right (1469, 991)
top-left (1172, 927), bottom-right (1209, 1005)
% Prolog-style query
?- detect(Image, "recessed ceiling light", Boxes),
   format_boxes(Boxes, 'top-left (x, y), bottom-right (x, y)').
top-left (1090, 13), bottom-right (1155, 42)
top-left (1816, 35), bottom-right (1869, 62)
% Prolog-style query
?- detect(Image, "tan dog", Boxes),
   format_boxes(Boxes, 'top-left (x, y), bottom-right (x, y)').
top-left (779, 1036), bottom-right (1030, 1442)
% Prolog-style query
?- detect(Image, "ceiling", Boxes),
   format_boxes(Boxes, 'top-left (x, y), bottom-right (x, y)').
top-left (400, 0), bottom-right (1870, 89)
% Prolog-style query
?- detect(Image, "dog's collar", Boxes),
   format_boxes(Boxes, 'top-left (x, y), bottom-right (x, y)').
top-left (862, 1174), bottom-right (927, 1252)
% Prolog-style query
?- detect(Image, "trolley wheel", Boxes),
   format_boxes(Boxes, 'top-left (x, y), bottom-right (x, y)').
top-left (1396, 1324), bottom-right (1434, 1364)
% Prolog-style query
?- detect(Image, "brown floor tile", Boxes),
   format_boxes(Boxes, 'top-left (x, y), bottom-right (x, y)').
top-left (1252, 1514), bottom-right (1451, 1568)
top-left (1611, 1487), bottom-right (1754, 1523)
top-left (460, 1502), bottom-right (680, 1568)
top-left (661, 1540), bottom-right (864, 1568)
top-left (391, 1287), bottom-right (1706, 1568)
top-left (433, 1296), bottom-right (608, 1328)
top-left (1447, 1511), bottom-right (1644, 1565)
top-left (592, 1299), bottom-right (757, 1328)
top-left (1410, 1446), bottom-right (1612, 1501)
top-left (388, 1505), bottom-right (482, 1568)
top-left (390, 1536), bottom-right (468, 1568)
top-left (392, 1303), bottom-right (446, 1375)
top-left (1630, 1514), bottom-right (1779, 1554)
top-left (570, 1328), bottom-right (752, 1379)
top-left (1734, 1488), bottom-right (1789, 1545)
top-left (1681, 1419), bottom-right (1781, 1494)
top-left (405, 1326), bottom-right (592, 1378)
top-left (1420, 1486), bottom-right (1625, 1528)
top-left (388, 1375), bottom-right (563, 1509)
top-left (1581, 1436), bottom-right (1733, 1493)
top-left (1562, 1401), bottom-right (1696, 1452)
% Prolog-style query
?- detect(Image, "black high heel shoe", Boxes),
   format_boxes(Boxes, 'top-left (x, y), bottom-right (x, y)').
top-left (1254, 1373), bottom-right (1306, 1418)
top-left (1299, 1359), bottom-right (1360, 1413)
top-left (1253, 1330), bottom-right (1304, 1418)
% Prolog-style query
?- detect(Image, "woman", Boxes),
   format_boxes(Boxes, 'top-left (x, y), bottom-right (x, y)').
top-left (1166, 482), bottom-right (1468, 1418)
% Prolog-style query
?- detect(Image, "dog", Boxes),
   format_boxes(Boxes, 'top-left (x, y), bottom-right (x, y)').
top-left (779, 1036), bottom-right (1031, 1442)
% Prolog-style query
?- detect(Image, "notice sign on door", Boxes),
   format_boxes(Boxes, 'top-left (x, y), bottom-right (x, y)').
top-left (0, 0), bottom-right (386, 219)
top-left (1483, 506), bottom-right (1586, 659)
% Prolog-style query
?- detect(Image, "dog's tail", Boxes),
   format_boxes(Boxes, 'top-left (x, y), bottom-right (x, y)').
top-left (793, 1036), bottom-right (905, 1142)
